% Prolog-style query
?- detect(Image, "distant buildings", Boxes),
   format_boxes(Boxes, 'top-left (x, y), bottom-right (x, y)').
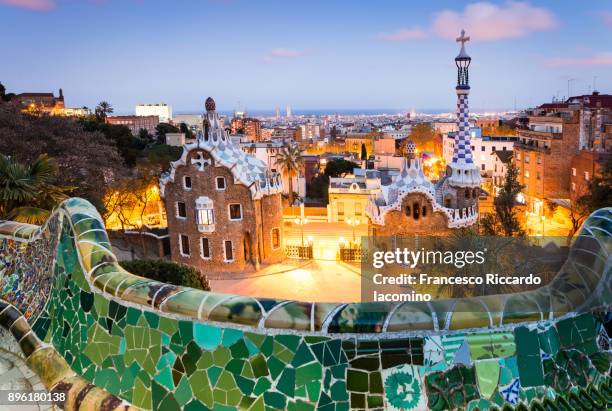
top-left (296, 123), bottom-right (322, 142)
top-left (106, 115), bottom-right (159, 135)
top-left (160, 97), bottom-right (284, 273)
top-left (286, 106), bottom-right (292, 117)
top-left (443, 127), bottom-right (516, 175)
top-left (11, 89), bottom-right (65, 115)
top-left (136, 103), bottom-right (172, 123)
top-left (231, 117), bottom-right (262, 141)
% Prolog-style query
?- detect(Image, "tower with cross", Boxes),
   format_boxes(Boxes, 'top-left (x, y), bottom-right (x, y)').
top-left (445, 29), bottom-right (481, 194)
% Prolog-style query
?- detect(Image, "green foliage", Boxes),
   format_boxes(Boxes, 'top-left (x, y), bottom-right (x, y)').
top-left (360, 143), bottom-right (367, 161)
top-left (307, 159), bottom-right (360, 202)
top-left (142, 144), bottom-right (182, 172)
top-left (94, 101), bottom-right (113, 121)
top-left (120, 259), bottom-right (210, 291)
top-left (402, 123), bottom-right (436, 153)
top-left (179, 122), bottom-right (194, 140)
top-left (0, 104), bottom-right (124, 211)
top-left (481, 163), bottom-right (525, 236)
top-left (155, 123), bottom-right (180, 144)
top-left (78, 117), bottom-right (145, 167)
top-left (276, 142), bottom-right (304, 205)
top-left (579, 157), bottom-right (612, 213)
top-left (0, 154), bottom-right (71, 224)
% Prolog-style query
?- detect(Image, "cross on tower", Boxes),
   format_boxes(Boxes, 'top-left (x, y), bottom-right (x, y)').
top-left (456, 29), bottom-right (470, 47)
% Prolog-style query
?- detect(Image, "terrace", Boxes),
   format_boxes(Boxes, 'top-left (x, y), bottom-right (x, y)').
top-left (0, 198), bottom-right (610, 411)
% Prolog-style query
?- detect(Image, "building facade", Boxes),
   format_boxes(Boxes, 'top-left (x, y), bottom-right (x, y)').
top-left (160, 98), bottom-right (284, 273)
top-left (328, 169), bottom-right (381, 223)
top-left (106, 115), bottom-right (159, 136)
top-left (136, 103), bottom-right (173, 123)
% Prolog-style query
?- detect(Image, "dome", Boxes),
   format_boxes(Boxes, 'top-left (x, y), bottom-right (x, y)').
top-left (205, 97), bottom-right (216, 112)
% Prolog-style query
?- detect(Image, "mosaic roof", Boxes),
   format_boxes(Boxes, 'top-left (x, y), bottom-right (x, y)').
top-left (160, 98), bottom-right (282, 200)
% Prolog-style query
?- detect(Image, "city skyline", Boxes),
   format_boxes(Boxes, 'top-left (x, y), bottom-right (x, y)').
top-left (1, 0), bottom-right (611, 112)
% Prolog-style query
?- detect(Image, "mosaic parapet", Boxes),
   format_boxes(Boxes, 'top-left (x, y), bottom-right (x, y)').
top-left (0, 299), bottom-right (140, 411)
top-left (0, 198), bottom-right (610, 411)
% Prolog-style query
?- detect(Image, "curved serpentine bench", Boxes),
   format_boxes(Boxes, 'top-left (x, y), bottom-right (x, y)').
top-left (0, 198), bottom-right (610, 410)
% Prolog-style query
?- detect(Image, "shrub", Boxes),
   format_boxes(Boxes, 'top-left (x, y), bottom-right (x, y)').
top-left (120, 259), bottom-right (210, 291)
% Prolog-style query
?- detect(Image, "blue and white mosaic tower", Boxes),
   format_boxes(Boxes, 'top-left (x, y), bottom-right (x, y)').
top-left (447, 30), bottom-right (481, 188)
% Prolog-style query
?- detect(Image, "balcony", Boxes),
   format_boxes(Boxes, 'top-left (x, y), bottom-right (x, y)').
top-left (514, 141), bottom-right (552, 154)
top-left (518, 129), bottom-right (562, 140)
top-left (0, 198), bottom-right (611, 411)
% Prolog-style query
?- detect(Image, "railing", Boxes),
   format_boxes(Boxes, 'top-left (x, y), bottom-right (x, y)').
top-left (518, 129), bottom-right (562, 140)
top-left (284, 244), bottom-right (314, 259)
top-left (339, 245), bottom-right (365, 262)
top-left (0, 198), bottom-right (610, 411)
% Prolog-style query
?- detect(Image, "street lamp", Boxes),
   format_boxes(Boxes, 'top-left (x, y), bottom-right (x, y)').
top-left (346, 217), bottom-right (361, 246)
top-left (294, 216), bottom-right (308, 246)
top-left (541, 215), bottom-right (545, 237)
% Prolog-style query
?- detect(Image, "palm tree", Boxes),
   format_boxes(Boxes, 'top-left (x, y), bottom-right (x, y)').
top-left (0, 154), bottom-right (71, 224)
top-left (95, 101), bottom-right (114, 121)
top-left (275, 142), bottom-right (304, 206)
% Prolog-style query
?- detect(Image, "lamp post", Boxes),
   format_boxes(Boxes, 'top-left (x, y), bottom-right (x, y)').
top-left (346, 217), bottom-right (361, 246)
top-left (541, 215), bottom-right (545, 237)
top-left (294, 216), bottom-right (308, 246)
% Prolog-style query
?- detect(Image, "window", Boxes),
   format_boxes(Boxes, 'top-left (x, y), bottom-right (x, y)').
top-left (216, 177), bottom-right (226, 190)
top-left (337, 202), bottom-right (344, 221)
top-left (422, 206), bottom-right (427, 217)
top-left (228, 204), bottom-right (242, 220)
top-left (412, 202), bottom-right (420, 220)
top-left (195, 196), bottom-right (214, 232)
top-left (516, 153), bottom-right (521, 161)
top-left (571, 182), bottom-right (576, 191)
top-left (179, 234), bottom-right (190, 256)
top-left (224, 240), bottom-right (234, 262)
top-left (536, 172), bottom-right (541, 180)
top-left (492, 146), bottom-right (496, 152)
top-left (200, 238), bottom-right (211, 259)
top-left (481, 164), bottom-right (485, 171)
top-left (524, 155), bottom-right (530, 164)
top-left (524, 170), bottom-right (530, 178)
top-left (536, 156), bottom-right (541, 165)
top-left (502, 146), bottom-right (507, 151)
top-left (272, 228), bottom-right (280, 249)
top-left (584, 171), bottom-right (590, 181)
top-left (183, 176), bottom-right (192, 190)
top-left (481, 146), bottom-right (485, 152)
top-left (176, 202), bottom-right (187, 218)
top-left (571, 168), bottom-right (576, 176)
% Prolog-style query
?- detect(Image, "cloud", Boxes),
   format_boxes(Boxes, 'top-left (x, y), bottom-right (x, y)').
top-left (0, 0), bottom-right (55, 10)
top-left (601, 11), bottom-right (612, 28)
top-left (545, 52), bottom-right (612, 67)
top-left (431, 1), bottom-right (557, 41)
top-left (378, 27), bottom-right (427, 42)
top-left (263, 48), bottom-right (306, 62)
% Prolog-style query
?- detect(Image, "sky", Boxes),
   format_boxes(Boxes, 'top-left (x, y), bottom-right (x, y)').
top-left (1, 0), bottom-right (612, 113)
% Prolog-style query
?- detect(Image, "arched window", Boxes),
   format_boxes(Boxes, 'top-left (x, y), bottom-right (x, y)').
top-left (444, 196), bottom-right (452, 208)
top-left (422, 206), bottom-right (427, 217)
top-left (405, 205), bottom-right (411, 217)
top-left (413, 202), bottom-right (420, 220)
top-left (465, 188), bottom-right (471, 199)
top-left (473, 188), bottom-right (479, 198)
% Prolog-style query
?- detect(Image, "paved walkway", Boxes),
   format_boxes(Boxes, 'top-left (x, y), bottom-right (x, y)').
top-left (209, 259), bottom-right (363, 302)
top-left (0, 349), bottom-right (54, 411)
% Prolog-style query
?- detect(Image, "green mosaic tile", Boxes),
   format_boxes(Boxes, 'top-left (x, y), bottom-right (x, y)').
top-left (291, 343), bottom-right (315, 367)
top-left (515, 326), bottom-right (544, 387)
top-left (295, 362), bottom-right (322, 386)
top-left (277, 367), bottom-right (296, 398)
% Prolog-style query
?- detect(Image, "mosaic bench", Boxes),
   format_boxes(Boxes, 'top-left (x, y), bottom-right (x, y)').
top-left (0, 198), bottom-right (610, 411)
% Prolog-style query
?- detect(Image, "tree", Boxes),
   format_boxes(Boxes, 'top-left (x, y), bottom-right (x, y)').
top-left (306, 159), bottom-right (359, 202)
top-left (119, 259), bottom-right (210, 290)
top-left (95, 101), bottom-right (114, 121)
top-left (179, 122), bottom-right (194, 140)
top-left (0, 82), bottom-right (15, 103)
top-left (481, 163), bottom-right (525, 236)
top-left (0, 154), bottom-right (71, 224)
top-left (78, 117), bottom-right (144, 167)
top-left (276, 142), bottom-right (304, 206)
top-left (0, 103), bottom-right (126, 212)
top-left (400, 123), bottom-right (436, 153)
top-left (155, 122), bottom-right (180, 145)
top-left (360, 143), bottom-right (367, 162)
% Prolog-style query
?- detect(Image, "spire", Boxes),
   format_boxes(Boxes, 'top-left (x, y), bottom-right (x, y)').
top-left (447, 30), bottom-right (481, 188)
top-left (204, 96), bottom-right (221, 130)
